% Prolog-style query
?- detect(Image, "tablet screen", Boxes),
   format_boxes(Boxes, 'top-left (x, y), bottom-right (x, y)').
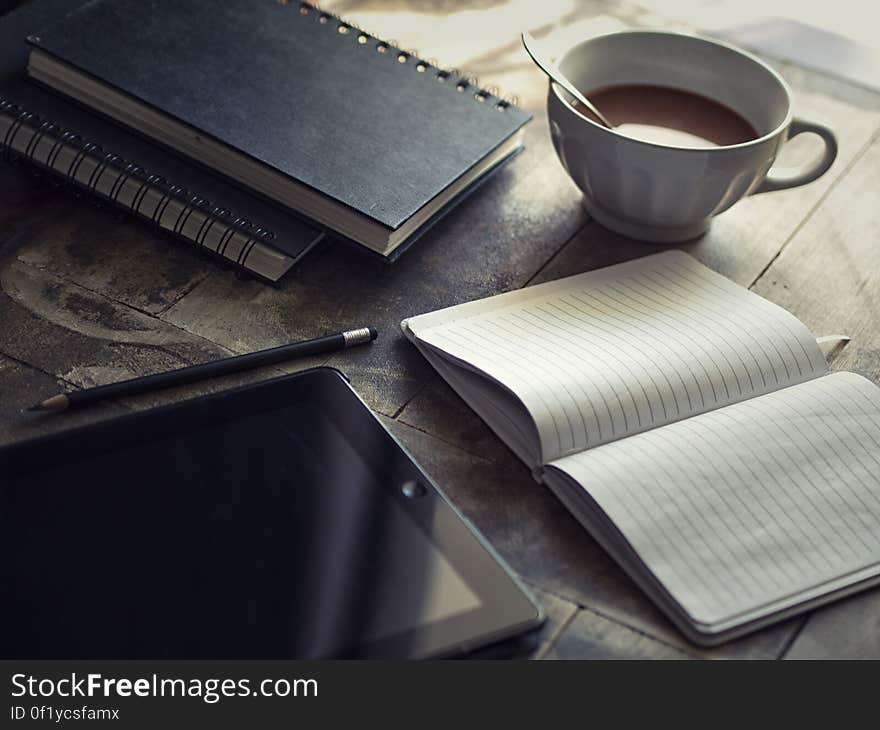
top-left (3, 398), bottom-right (484, 658)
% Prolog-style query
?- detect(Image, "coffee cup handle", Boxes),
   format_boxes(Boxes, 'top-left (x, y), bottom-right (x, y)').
top-left (754, 118), bottom-right (838, 194)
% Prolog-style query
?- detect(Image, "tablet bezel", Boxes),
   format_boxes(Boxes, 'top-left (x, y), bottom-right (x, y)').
top-left (0, 367), bottom-right (543, 659)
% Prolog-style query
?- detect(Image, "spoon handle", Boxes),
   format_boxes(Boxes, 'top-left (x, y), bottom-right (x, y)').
top-left (521, 32), bottom-right (614, 129)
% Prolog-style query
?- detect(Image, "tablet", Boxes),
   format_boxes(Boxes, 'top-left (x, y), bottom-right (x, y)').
top-left (0, 368), bottom-right (542, 659)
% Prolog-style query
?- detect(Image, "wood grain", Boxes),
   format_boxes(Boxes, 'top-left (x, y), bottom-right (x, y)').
top-left (14, 204), bottom-right (210, 316)
top-left (784, 587), bottom-right (880, 659)
top-left (544, 607), bottom-right (693, 660)
top-left (0, 353), bottom-right (126, 446)
top-left (750, 140), bottom-right (880, 382)
top-left (524, 585), bottom-right (579, 660)
top-left (748, 136), bottom-right (880, 657)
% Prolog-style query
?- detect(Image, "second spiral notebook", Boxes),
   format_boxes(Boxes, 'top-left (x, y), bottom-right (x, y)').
top-left (25, 0), bottom-right (532, 258)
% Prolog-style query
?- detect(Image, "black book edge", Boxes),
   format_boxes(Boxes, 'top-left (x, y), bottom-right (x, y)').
top-left (0, 94), bottom-right (324, 284)
top-left (381, 144), bottom-right (524, 263)
top-left (261, 143), bottom-right (524, 265)
top-left (25, 0), bottom-right (533, 251)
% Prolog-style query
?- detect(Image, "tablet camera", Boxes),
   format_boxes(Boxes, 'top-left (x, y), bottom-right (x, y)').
top-left (400, 480), bottom-right (427, 498)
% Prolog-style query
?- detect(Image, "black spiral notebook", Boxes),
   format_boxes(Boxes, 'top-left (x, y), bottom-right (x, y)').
top-left (25, 0), bottom-right (532, 258)
top-left (1, 0), bottom-right (325, 283)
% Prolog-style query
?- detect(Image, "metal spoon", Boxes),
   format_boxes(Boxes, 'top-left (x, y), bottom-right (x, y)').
top-left (521, 31), bottom-right (615, 129)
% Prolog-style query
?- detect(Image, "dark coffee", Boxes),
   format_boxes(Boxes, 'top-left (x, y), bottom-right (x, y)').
top-left (573, 84), bottom-right (758, 147)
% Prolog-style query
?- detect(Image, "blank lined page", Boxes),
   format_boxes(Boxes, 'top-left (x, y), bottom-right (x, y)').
top-left (406, 251), bottom-right (826, 462)
top-left (552, 372), bottom-right (880, 628)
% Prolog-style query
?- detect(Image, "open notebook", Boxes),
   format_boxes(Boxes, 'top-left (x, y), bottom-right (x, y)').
top-left (402, 251), bottom-right (880, 645)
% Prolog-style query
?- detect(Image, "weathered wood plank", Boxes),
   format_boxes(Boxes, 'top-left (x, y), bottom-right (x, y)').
top-left (748, 135), bottom-right (880, 656)
top-left (776, 59), bottom-right (880, 112)
top-left (14, 204), bottom-right (210, 316)
top-left (0, 257), bottom-right (309, 423)
top-left (521, 585), bottom-right (579, 660)
top-left (463, 586), bottom-right (577, 658)
top-left (784, 588), bottom-right (880, 659)
top-left (750, 141), bottom-right (880, 382)
top-left (0, 352), bottom-right (126, 447)
top-left (0, 259), bottom-right (226, 385)
top-left (399, 375), bottom-right (518, 464)
top-left (544, 607), bottom-right (693, 660)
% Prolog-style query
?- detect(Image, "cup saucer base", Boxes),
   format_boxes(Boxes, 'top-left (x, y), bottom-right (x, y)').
top-left (582, 197), bottom-right (711, 243)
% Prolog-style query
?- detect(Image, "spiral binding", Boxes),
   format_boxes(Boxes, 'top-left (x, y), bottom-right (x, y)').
top-left (284, 1), bottom-right (520, 110)
top-left (0, 96), bottom-right (292, 280)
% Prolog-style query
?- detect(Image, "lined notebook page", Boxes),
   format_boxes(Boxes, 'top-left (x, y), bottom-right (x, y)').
top-left (407, 251), bottom-right (827, 463)
top-left (551, 372), bottom-right (880, 627)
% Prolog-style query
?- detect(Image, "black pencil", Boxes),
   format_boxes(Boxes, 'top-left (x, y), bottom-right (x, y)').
top-left (27, 326), bottom-right (378, 413)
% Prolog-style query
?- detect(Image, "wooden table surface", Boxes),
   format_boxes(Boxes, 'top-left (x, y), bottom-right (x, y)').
top-left (2, 0), bottom-right (879, 660)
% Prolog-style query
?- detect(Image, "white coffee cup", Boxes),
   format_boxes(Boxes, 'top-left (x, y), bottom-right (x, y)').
top-left (546, 30), bottom-right (838, 242)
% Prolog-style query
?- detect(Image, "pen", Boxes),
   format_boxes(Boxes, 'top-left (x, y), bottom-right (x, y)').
top-left (27, 326), bottom-right (378, 413)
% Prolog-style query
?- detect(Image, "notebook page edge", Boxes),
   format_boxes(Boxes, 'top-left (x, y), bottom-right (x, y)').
top-left (673, 252), bottom-right (828, 380)
top-left (543, 457), bottom-right (880, 644)
top-left (548, 370), bottom-right (880, 630)
top-left (407, 250), bottom-right (830, 464)
top-left (405, 252), bottom-right (696, 461)
top-left (402, 320), bottom-right (542, 466)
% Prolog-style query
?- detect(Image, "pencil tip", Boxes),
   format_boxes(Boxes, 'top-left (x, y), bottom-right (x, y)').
top-left (23, 394), bottom-right (69, 413)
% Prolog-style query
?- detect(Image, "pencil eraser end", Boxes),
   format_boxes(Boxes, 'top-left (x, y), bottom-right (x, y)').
top-left (369, 327), bottom-right (379, 341)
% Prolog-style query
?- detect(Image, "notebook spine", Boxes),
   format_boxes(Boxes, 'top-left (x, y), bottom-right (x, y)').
top-left (290, 1), bottom-right (520, 110)
top-left (0, 96), bottom-right (296, 282)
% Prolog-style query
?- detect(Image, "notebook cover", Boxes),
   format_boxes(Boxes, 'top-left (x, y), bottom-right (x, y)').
top-left (1, 0), bottom-right (324, 276)
top-left (380, 145), bottom-right (522, 263)
top-left (28, 0), bottom-right (532, 233)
